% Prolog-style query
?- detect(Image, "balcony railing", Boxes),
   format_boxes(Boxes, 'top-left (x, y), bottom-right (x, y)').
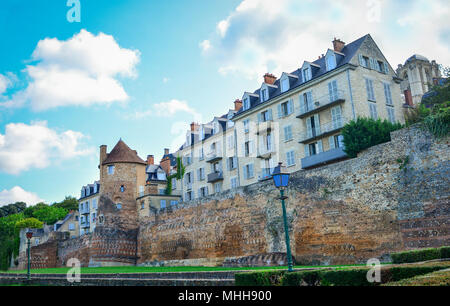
top-left (185, 182), bottom-right (193, 190)
top-left (301, 147), bottom-right (348, 169)
top-left (257, 145), bottom-right (276, 159)
top-left (80, 222), bottom-right (90, 229)
top-left (206, 150), bottom-right (223, 163)
top-left (207, 171), bottom-right (224, 183)
top-left (299, 117), bottom-right (349, 143)
top-left (297, 90), bottom-right (346, 119)
top-left (79, 206), bottom-right (90, 214)
top-left (258, 168), bottom-right (274, 181)
top-left (256, 121), bottom-right (275, 135)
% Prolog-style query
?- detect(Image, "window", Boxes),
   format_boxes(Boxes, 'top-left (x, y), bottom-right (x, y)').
top-left (160, 200), bottom-right (166, 209)
top-left (328, 80), bottom-right (339, 102)
top-left (68, 223), bottom-right (75, 231)
top-left (365, 78), bottom-right (375, 101)
top-left (170, 200), bottom-right (178, 206)
top-left (172, 177), bottom-right (177, 190)
top-left (243, 119), bottom-right (250, 133)
top-left (359, 55), bottom-right (370, 68)
top-left (120, 185), bottom-right (125, 193)
top-left (116, 203), bottom-right (122, 210)
top-left (198, 168), bottom-right (205, 181)
top-left (231, 177), bottom-right (239, 189)
top-left (300, 91), bottom-right (313, 114)
top-left (281, 78), bottom-right (289, 92)
top-left (92, 199), bottom-right (97, 209)
top-left (141, 201), bottom-right (145, 209)
top-left (306, 115), bottom-right (320, 138)
top-left (304, 141), bottom-right (323, 157)
top-left (369, 102), bottom-right (378, 120)
top-left (303, 67), bottom-right (311, 82)
top-left (286, 151), bottom-right (295, 167)
top-left (139, 186), bottom-right (144, 196)
top-left (284, 125), bottom-right (293, 142)
top-left (387, 106), bottom-right (396, 123)
top-left (278, 100), bottom-right (293, 118)
top-left (259, 110), bottom-right (272, 122)
top-left (329, 135), bottom-right (344, 149)
top-left (213, 121), bottom-right (220, 134)
top-left (244, 141), bottom-right (253, 157)
top-left (244, 164), bottom-right (254, 180)
top-left (107, 165), bottom-right (115, 175)
top-left (35, 239), bottom-right (40, 246)
top-left (199, 187), bottom-right (208, 197)
top-left (384, 83), bottom-right (393, 106)
top-left (227, 135), bottom-right (234, 150)
top-left (159, 189), bottom-right (165, 195)
top-left (227, 157), bottom-right (237, 170)
top-left (199, 148), bottom-right (204, 160)
top-left (243, 98), bottom-right (250, 110)
top-left (214, 183), bottom-right (222, 194)
top-left (331, 106), bottom-right (343, 129)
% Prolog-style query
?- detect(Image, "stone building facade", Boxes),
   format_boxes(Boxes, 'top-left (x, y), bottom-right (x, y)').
top-left (396, 54), bottom-right (442, 106)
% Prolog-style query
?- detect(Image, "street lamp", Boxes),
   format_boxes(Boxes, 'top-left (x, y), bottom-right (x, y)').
top-left (26, 230), bottom-right (33, 281)
top-left (272, 162), bottom-right (294, 272)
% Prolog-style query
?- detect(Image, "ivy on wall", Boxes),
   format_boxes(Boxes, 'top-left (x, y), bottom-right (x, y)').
top-left (165, 157), bottom-right (186, 195)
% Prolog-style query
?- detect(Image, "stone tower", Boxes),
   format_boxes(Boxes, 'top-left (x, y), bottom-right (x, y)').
top-left (97, 140), bottom-right (147, 231)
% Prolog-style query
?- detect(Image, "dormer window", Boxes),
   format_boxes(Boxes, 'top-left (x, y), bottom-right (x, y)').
top-left (243, 98), bottom-right (250, 110)
top-left (261, 88), bottom-right (269, 102)
top-left (281, 78), bottom-right (289, 93)
top-left (326, 53), bottom-right (337, 71)
top-left (213, 121), bottom-right (219, 134)
top-left (303, 67), bottom-right (311, 82)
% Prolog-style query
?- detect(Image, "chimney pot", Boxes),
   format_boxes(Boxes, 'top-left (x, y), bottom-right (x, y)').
top-left (147, 155), bottom-right (154, 165)
top-left (234, 99), bottom-right (243, 111)
top-left (263, 73), bottom-right (277, 85)
top-left (190, 122), bottom-right (200, 132)
top-left (164, 148), bottom-right (169, 156)
top-left (332, 38), bottom-right (346, 52)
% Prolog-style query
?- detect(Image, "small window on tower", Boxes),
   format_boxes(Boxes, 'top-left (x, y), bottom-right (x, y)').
top-left (107, 165), bottom-right (115, 175)
top-left (116, 203), bottom-right (122, 210)
top-left (120, 185), bottom-right (125, 193)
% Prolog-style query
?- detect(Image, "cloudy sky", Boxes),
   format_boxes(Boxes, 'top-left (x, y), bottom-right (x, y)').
top-left (0, 0), bottom-right (448, 205)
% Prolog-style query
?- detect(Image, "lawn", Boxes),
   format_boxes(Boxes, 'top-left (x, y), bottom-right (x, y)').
top-left (3, 263), bottom-right (374, 274)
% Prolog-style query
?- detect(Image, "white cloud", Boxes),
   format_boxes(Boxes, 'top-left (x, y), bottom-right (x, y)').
top-left (129, 99), bottom-right (202, 121)
top-left (1, 29), bottom-right (140, 111)
top-left (163, 77), bottom-right (170, 83)
top-left (0, 186), bottom-right (43, 206)
top-left (199, 40), bottom-right (212, 53)
top-left (0, 74), bottom-right (11, 95)
top-left (202, 0), bottom-right (450, 80)
top-left (0, 121), bottom-right (94, 175)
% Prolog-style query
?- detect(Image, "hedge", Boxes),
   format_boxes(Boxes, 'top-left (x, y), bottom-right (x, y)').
top-left (391, 246), bottom-right (450, 264)
top-left (235, 270), bottom-right (286, 286)
top-left (236, 263), bottom-right (450, 286)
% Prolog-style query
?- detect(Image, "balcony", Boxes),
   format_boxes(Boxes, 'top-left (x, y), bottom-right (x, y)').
top-left (257, 145), bottom-right (277, 159)
top-left (297, 90), bottom-right (346, 119)
top-left (258, 168), bottom-right (274, 181)
top-left (80, 222), bottom-right (90, 229)
top-left (299, 117), bottom-right (349, 144)
top-left (185, 182), bottom-right (193, 191)
top-left (206, 150), bottom-right (222, 163)
top-left (256, 120), bottom-right (275, 135)
top-left (207, 171), bottom-right (224, 183)
top-left (79, 206), bottom-right (90, 215)
top-left (301, 147), bottom-right (348, 169)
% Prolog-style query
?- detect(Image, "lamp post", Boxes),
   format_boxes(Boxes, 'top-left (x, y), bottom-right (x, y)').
top-left (26, 230), bottom-right (33, 281)
top-left (272, 162), bottom-right (294, 272)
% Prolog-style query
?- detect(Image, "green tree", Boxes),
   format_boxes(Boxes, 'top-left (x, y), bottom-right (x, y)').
top-left (0, 202), bottom-right (27, 218)
top-left (52, 196), bottom-right (78, 211)
top-left (342, 117), bottom-right (403, 158)
top-left (31, 206), bottom-right (68, 225)
top-left (15, 218), bottom-right (43, 230)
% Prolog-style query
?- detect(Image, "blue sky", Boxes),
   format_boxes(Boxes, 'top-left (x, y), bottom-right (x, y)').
top-left (0, 0), bottom-right (448, 205)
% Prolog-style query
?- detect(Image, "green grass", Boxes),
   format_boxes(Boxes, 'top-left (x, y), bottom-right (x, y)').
top-left (3, 263), bottom-right (375, 274)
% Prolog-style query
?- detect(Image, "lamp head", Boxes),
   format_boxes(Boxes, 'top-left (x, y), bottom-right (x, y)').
top-left (272, 162), bottom-right (290, 189)
top-left (26, 230), bottom-right (33, 240)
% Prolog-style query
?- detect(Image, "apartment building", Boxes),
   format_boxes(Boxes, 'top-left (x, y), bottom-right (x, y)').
top-left (175, 104), bottom-right (241, 201)
top-left (78, 181), bottom-right (100, 236)
top-left (232, 34), bottom-right (405, 187)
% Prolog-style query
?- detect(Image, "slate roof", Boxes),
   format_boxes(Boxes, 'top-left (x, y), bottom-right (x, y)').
top-left (233, 34), bottom-right (369, 118)
top-left (102, 140), bottom-right (146, 165)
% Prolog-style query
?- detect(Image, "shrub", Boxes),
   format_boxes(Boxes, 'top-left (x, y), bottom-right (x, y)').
top-left (235, 271), bottom-right (285, 286)
top-left (440, 246), bottom-right (450, 259)
top-left (342, 117), bottom-right (403, 158)
top-left (281, 270), bottom-right (322, 286)
top-left (320, 269), bottom-right (376, 286)
top-left (386, 266), bottom-right (450, 283)
top-left (391, 247), bottom-right (445, 264)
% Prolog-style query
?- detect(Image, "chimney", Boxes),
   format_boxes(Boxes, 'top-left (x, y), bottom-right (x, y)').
top-left (160, 149), bottom-right (171, 175)
top-left (190, 122), bottom-right (199, 132)
top-left (100, 145), bottom-right (107, 166)
top-left (332, 38), bottom-right (346, 52)
top-left (164, 148), bottom-right (169, 156)
top-left (234, 99), bottom-right (243, 111)
top-left (404, 89), bottom-right (413, 106)
top-left (147, 155), bottom-right (154, 165)
top-left (263, 73), bottom-right (277, 85)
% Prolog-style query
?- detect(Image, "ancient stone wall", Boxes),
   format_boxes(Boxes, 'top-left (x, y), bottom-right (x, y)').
top-left (137, 126), bottom-right (449, 266)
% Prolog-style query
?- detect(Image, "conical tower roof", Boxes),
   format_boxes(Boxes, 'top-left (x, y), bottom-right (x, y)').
top-left (102, 139), bottom-right (146, 165)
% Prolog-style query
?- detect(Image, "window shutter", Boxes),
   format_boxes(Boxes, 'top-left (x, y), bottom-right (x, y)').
top-left (317, 140), bottom-right (323, 153)
top-left (288, 99), bottom-right (293, 114)
top-left (314, 114), bottom-right (321, 135)
top-left (249, 141), bottom-right (254, 155)
top-left (358, 54), bottom-right (364, 66)
top-left (226, 158), bottom-right (230, 171)
top-left (277, 104), bottom-right (282, 118)
top-left (304, 145), bottom-right (310, 157)
top-left (328, 82), bottom-right (333, 102)
top-left (384, 62), bottom-right (389, 74)
top-left (257, 113), bottom-right (262, 123)
top-left (307, 92), bottom-right (313, 110)
top-left (329, 136), bottom-right (336, 150)
top-left (300, 95), bottom-right (305, 114)
top-left (369, 58), bottom-right (376, 70)
top-left (243, 166), bottom-right (247, 180)
top-left (365, 78), bottom-right (370, 99)
top-left (268, 109), bottom-right (273, 121)
top-left (249, 164), bottom-right (254, 178)
top-left (306, 117), bottom-right (313, 138)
